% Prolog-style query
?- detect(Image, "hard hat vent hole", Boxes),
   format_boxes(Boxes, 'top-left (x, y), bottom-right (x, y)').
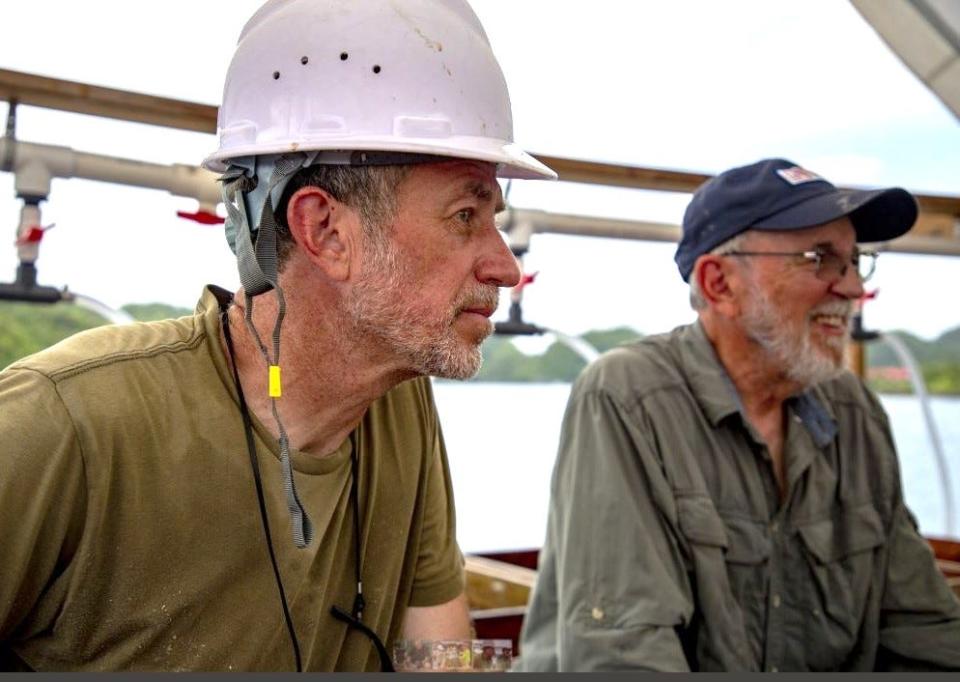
top-left (340, 52), bottom-right (349, 61)
top-left (272, 71), bottom-right (281, 80)
top-left (372, 65), bottom-right (382, 74)
top-left (300, 56), bottom-right (309, 65)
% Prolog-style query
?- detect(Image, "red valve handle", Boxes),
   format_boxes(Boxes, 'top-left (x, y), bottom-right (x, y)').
top-left (177, 210), bottom-right (225, 225)
top-left (15, 226), bottom-right (45, 245)
top-left (515, 270), bottom-right (539, 293)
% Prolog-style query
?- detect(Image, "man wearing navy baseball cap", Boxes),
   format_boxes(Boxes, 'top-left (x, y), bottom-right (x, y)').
top-left (520, 158), bottom-right (960, 671)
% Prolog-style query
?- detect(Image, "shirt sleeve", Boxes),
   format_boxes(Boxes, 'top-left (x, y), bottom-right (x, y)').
top-left (519, 386), bottom-right (693, 671)
top-left (877, 502), bottom-right (960, 670)
top-left (407, 379), bottom-right (465, 607)
top-left (0, 368), bottom-right (87, 643)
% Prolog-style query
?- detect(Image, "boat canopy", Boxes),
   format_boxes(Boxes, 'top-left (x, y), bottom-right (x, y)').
top-left (852, 0), bottom-right (960, 121)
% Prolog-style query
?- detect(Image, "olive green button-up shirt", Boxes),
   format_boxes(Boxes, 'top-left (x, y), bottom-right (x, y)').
top-left (518, 322), bottom-right (960, 671)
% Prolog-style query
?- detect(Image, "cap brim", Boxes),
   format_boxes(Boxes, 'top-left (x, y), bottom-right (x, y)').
top-left (753, 187), bottom-right (918, 243)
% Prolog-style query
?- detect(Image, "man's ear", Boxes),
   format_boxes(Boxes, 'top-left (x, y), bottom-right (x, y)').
top-left (285, 186), bottom-right (354, 281)
top-left (696, 255), bottom-right (739, 317)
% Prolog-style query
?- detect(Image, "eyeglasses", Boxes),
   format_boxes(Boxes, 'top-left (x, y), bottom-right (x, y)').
top-left (724, 247), bottom-right (878, 282)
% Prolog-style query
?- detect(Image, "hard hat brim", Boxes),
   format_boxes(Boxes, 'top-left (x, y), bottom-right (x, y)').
top-left (203, 135), bottom-right (556, 180)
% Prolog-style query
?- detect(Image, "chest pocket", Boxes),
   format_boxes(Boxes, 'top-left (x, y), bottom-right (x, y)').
top-left (675, 495), bottom-right (764, 670)
top-left (720, 516), bottom-right (771, 602)
top-left (796, 504), bottom-right (886, 648)
top-left (677, 495), bottom-right (728, 549)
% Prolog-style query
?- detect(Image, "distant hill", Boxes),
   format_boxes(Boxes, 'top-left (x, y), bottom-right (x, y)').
top-left (472, 326), bottom-right (642, 383)
top-left (121, 302), bottom-right (193, 322)
top-left (1, 302), bottom-right (958, 394)
top-left (583, 326), bottom-right (644, 353)
top-left (865, 328), bottom-right (960, 395)
top-left (0, 300), bottom-right (191, 369)
top-left (472, 324), bottom-right (960, 394)
top-left (867, 328), bottom-right (960, 367)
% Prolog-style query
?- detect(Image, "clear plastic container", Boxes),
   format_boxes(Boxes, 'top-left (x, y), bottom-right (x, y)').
top-left (392, 638), bottom-right (513, 672)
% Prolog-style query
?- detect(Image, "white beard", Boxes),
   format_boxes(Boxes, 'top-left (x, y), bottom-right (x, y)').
top-left (740, 285), bottom-right (851, 388)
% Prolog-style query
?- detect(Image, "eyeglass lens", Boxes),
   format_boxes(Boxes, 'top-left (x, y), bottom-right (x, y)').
top-left (816, 250), bottom-right (876, 282)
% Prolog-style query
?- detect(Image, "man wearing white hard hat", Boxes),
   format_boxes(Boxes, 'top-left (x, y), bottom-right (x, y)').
top-left (0, 0), bottom-right (554, 671)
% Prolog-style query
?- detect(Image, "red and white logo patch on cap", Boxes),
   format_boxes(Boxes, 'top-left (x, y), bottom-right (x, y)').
top-left (776, 166), bottom-right (824, 186)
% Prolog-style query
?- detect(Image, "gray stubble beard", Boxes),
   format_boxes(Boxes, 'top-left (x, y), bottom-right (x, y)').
top-left (345, 236), bottom-right (495, 381)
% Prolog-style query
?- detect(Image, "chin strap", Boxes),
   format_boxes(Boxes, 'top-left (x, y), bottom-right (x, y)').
top-left (220, 154), bottom-right (314, 548)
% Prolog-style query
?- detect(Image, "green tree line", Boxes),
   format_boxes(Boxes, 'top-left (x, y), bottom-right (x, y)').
top-left (865, 327), bottom-right (960, 395)
top-left (0, 301), bottom-right (191, 369)
top-left (473, 325), bottom-right (960, 396)
top-left (2, 301), bottom-right (959, 394)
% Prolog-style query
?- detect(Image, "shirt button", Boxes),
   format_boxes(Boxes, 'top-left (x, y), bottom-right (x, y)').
top-left (591, 607), bottom-right (604, 621)
top-left (813, 608), bottom-right (821, 616)
top-left (793, 415), bottom-right (802, 424)
top-left (772, 594), bottom-right (782, 608)
top-left (770, 666), bottom-right (779, 672)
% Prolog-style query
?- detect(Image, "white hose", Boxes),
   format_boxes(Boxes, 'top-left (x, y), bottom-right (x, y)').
top-left (546, 329), bottom-right (600, 364)
top-left (879, 331), bottom-right (955, 537)
top-left (69, 293), bottom-right (136, 325)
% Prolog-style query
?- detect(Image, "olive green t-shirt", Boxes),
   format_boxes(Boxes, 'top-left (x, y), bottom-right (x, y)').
top-left (0, 286), bottom-right (464, 671)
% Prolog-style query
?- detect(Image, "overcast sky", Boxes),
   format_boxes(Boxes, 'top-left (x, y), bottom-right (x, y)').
top-left (1, 0), bottom-right (959, 340)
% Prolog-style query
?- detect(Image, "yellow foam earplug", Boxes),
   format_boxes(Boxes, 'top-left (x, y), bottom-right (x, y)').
top-left (269, 365), bottom-right (282, 398)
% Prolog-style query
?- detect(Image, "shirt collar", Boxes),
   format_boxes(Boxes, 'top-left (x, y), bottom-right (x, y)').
top-left (677, 321), bottom-right (742, 426)
top-left (792, 388), bottom-right (838, 448)
top-left (677, 321), bottom-right (837, 446)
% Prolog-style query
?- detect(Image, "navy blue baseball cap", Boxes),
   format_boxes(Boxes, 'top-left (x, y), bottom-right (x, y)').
top-left (674, 158), bottom-right (918, 281)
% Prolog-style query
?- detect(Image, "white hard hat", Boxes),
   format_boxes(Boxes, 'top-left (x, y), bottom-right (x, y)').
top-left (203, 0), bottom-right (555, 180)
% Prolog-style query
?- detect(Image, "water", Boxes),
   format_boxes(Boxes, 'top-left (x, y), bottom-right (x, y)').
top-left (883, 395), bottom-right (960, 539)
top-left (433, 382), bottom-right (960, 553)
